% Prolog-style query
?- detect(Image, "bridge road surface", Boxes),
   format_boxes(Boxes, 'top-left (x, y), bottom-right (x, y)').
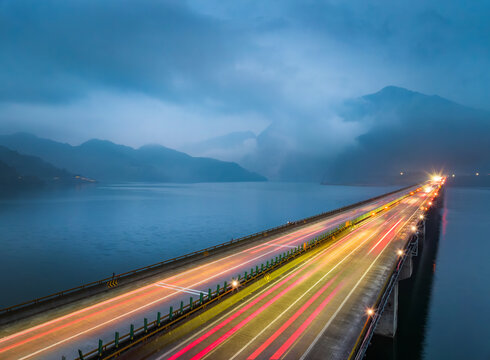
top-left (135, 190), bottom-right (432, 360)
top-left (0, 189), bottom-right (414, 360)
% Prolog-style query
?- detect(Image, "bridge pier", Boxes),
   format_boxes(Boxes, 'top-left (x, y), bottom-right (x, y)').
top-left (375, 248), bottom-right (413, 338)
top-left (399, 253), bottom-right (413, 280)
top-left (375, 283), bottom-right (398, 337)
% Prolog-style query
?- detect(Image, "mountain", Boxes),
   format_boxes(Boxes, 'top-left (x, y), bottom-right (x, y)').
top-left (0, 146), bottom-right (91, 192)
top-left (0, 133), bottom-right (266, 183)
top-left (235, 86), bottom-right (490, 183)
top-left (327, 86), bottom-right (490, 183)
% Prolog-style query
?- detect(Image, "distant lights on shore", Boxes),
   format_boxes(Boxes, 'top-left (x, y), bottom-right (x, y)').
top-left (400, 172), bottom-right (404, 176)
top-left (452, 174), bottom-right (455, 178)
top-left (476, 172), bottom-right (480, 176)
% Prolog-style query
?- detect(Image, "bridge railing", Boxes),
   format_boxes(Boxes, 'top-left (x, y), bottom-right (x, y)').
top-left (0, 184), bottom-right (418, 317)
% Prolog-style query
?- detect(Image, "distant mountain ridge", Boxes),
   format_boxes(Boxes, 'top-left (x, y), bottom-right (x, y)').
top-left (217, 86), bottom-right (489, 183)
top-left (0, 133), bottom-right (266, 183)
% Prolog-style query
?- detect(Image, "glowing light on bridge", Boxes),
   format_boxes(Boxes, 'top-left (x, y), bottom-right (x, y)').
top-left (232, 280), bottom-right (239, 288)
top-left (411, 225), bottom-right (417, 232)
top-left (366, 308), bottom-right (375, 316)
top-left (397, 249), bottom-right (404, 256)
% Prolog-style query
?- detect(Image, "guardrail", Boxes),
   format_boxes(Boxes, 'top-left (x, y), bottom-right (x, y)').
top-left (349, 184), bottom-right (443, 360)
top-left (75, 190), bottom-right (416, 360)
top-left (0, 184), bottom-right (418, 317)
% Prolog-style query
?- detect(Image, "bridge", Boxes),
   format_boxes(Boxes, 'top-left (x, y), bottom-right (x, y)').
top-left (0, 179), bottom-right (444, 360)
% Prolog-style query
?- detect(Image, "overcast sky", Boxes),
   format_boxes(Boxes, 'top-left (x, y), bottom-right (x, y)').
top-left (0, 0), bottom-right (488, 148)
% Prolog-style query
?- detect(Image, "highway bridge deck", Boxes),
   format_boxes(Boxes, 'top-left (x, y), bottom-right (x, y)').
top-left (120, 187), bottom-right (437, 360)
top-left (0, 185), bottom-right (430, 360)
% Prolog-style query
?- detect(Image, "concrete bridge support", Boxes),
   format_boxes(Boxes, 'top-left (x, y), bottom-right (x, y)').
top-left (375, 283), bottom-right (398, 337)
top-left (399, 253), bottom-right (413, 280)
top-left (375, 251), bottom-right (413, 338)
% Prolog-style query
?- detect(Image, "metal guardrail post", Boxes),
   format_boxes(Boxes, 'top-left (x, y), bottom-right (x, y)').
top-left (98, 339), bottom-right (103, 356)
top-left (115, 332), bottom-right (119, 348)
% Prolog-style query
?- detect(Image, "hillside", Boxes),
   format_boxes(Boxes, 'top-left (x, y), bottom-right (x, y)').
top-left (0, 134), bottom-right (266, 183)
top-left (0, 146), bottom-right (92, 192)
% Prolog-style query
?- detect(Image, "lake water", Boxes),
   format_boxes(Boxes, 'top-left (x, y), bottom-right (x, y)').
top-left (366, 186), bottom-right (490, 360)
top-left (0, 182), bottom-right (488, 359)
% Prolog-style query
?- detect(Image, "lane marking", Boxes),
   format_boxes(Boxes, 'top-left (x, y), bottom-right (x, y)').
top-left (298, 208), bottom-right (419, 360)
top-left (155, 284), bottom-right (204, 297)
top-left (160, 206), bottom-right (405, 360)
top-left (268, 244), bottom-right (297, 249)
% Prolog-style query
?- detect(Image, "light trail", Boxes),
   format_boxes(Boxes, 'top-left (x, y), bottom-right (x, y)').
top-left (246, 276), bottom-right (338, 360)
top-left (270, 283), bottom-right (343, 359)
top-left (367, 219), bottom-right (402, 254)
